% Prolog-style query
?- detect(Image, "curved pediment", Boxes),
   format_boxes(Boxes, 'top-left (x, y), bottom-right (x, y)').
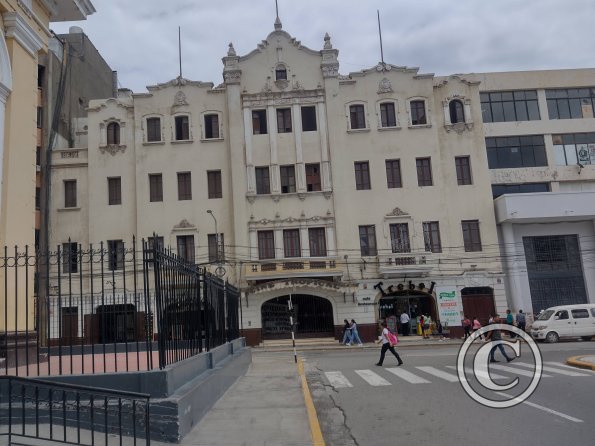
top-left (240, 23), bottom-right (321, 62)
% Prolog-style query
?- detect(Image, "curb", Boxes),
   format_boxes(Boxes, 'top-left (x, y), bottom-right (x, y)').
top-left (566, 356), bottom-right (595, 371)
top-left (254, 341), bottom-right (462, 353)
top-left (297, 356), bottom-right (326, 446)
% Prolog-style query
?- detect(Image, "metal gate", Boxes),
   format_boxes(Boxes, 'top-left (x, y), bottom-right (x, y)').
top-left (261, 295), bottom-right (334, 339)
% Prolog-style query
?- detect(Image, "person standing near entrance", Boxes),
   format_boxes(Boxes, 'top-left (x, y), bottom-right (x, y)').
top-left (342, 319), bottom-right (352, 345)
top-left (472, 316), bottom-right (483, 340)
top-left (400, 311), bottom-right (410, 336)
top-left (462, 315), bottom-right (472, 340)
top-left (349, 319), bottom-right (364, 346)
top-left (375, 321), bottom-right (403, 366)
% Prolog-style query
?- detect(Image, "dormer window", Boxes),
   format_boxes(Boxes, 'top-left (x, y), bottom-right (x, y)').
top-left (449, 100), bottom-right (465, 124)
top-left (275, 67), bottom-right (287, 81)
top-left (107, 122), bottom-right (120, 145)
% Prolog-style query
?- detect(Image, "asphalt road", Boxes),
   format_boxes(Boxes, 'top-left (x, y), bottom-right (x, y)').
top-left (303, 340), bottom-right (595, 446)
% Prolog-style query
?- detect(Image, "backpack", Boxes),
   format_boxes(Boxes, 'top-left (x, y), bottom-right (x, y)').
top-left (387, 330), bottom-right (399, 346)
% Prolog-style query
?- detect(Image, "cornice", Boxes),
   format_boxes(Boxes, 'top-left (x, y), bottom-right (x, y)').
top-left (2, 11), bottom-right (46, 57)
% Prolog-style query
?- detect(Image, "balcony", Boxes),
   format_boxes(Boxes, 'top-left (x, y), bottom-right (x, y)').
top-left (244, 258), bottom-right (343, 281)
top-left (378, 252), bottom-right (433, 277)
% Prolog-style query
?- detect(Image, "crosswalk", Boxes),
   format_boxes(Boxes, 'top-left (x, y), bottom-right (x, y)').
top-left (323, 362), bottom-right (591, 389)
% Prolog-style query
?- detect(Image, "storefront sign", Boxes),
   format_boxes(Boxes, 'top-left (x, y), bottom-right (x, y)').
top-left (436, 287), bottom-right (464, 327)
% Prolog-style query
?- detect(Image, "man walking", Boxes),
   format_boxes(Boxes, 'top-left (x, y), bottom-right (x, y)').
top-left (487, 315), bottom-right (514, 363)
top-left (516, 310), bottom-right (526, 332)
top-left (400, 311), bottom-right (410, 336)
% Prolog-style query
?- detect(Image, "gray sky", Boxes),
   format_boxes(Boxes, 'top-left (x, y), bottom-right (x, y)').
top-left (51, 0), bottom-right (595, 93)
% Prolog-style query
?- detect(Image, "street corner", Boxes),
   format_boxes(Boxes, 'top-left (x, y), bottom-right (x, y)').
top-left (566, 355), bottom-right (595, 371)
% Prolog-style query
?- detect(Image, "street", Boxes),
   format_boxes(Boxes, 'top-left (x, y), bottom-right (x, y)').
top-left (303, 341), bottom-right (595, 446)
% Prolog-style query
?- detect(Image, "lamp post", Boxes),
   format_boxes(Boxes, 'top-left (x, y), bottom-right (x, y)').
top-left (206, 210), bottom-right (219, 262)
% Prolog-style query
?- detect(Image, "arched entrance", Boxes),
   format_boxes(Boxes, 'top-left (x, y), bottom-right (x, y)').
top-left (378, 291), bottom-right (437, 335)
top-left (261, 294), bottom-right (334, 339)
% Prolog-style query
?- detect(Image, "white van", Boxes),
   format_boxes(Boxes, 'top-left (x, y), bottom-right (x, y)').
top-left (531, 304), bottom-right (595, 343)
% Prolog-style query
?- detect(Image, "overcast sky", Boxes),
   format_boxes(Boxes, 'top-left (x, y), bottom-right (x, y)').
top-left (51, 0), bottom-right (595, 93)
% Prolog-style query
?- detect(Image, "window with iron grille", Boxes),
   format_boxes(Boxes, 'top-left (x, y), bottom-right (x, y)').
top-left (283, 229), bottom-right (301, 258)
top-left (107, 122), bottom-right (120, 145)
top-left (416, 158), bottom-right (433, 186)
top-left (280, 165), bottom-right (296, 193)
top-left (462, 220), bottom-right (482, 252)
top-left (301, 106), bottom-right (317, 131)
top-left (207, 170), bottom-right (222, 199)
top-left (174, 115), bottom-right (190, 140)
top-left (481, 90), bottom-right (540, 122)
top-left (204, 114), bottom-right (220, 139)
top-left (176, 235), bottom-right (195, 263)
top-left (359, 225), bottom-right (377, 256)
top-left (422, 221), bottom-right (441, 253)
top-left (108, 177), bottom-right (121, 205)
top-left (449, 100), bottom-right (465, 123)
top-left (309, 228), bottom-right (327, 257)
top-left (385, 159), bottom-right (402, 188)
top-left (455, 156), bottom-right (472, 185)
top-left (252, 110), bottom-right (268, 135)
top-left (306, 163), bottom-right (321, 192)
top-left (177, 172), bottom-right (192, 200)
top-left (258, 231), bottom-right (275, 260)
top-left (62, 242), bottom-right (78, 273)
top-left (255, 166), bottom-right (270, 194)
top-left (389, 223), bottom-right (410, 253)
top-left (410, 100), bottom-right (427, 125)
top-left (149, 174), bottom-right (163, 202)
top-left (354, 161), bottom-right (371, 190)
top-left (380, 102), bottom-right (397, 127)
top-left (107, 240), bottom-right (124, 270)
top-left (208, 233), bottom-right (224, 262)
top-left (64, 180), bottom-right (77, 208)
top-left (277, 108), bottom-right (292, 133)
top-left (146, 117), bottom-right (161, 142)
top-left (349, 104), bottom-right (366, 129)
top-left (275, 67), bottom-right (287, 80)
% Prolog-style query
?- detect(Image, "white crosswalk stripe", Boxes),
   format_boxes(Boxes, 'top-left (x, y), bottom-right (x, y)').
top-left (415, 366), bottom-right (459, 382)
top-left (489, 363), bottom-right (552, 378)
top-left (354, 369), bottom-right (391, 386)
top-left (445, 365), bottom-right (509, 380)
top-left (386, 367), bottom-right (431, 384)
top-left (324, 371), bottom-right (353, 388)
top-left (514, 362), bottom-right (591, 377)
top-left (545, 361), bottom-right (595, 373)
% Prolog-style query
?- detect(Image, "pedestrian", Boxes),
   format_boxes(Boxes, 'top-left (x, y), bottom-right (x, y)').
top-left (488, 314), bottom-right (494, 324)
top-left (472, 316), bottom-right (483, 340)
top-left (423, 314), bottom-right (432, 339)
top-left (400, 311), bottom-right (410, 336)
top-left (506, 309), bottom-right (515, 338)
top-left (418, 315), bottom-right (424, 336)
top-left (349, 319), bottom-right (363, 346)
top-left (487, 315), bottom-right (514, 363)
top-left (375, 321), bottom-right (403, 367)
top-left (342, 319), bottom-right (352, 346)
top-left (516, 309), bottom-right (526, 332)
top-left (462, 315), bottom-right (472, 340)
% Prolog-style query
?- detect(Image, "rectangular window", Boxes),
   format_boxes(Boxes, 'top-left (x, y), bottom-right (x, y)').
top-left (174, 115), bottom-right (190, 140)
top-left (455, 156), bottom-right (472, 185)
top-left (177, 172), bottom-right (192, 200)
top-left (36, 106), bottom-right (43, 129)
top-left (552, 132), bottom-right (595, 166)
top-left (301, 106), bottom-right (317, 131)
top-left (349, 104), bottom-right (366, 129)
top-left (380, 102), bottom-right (397, 127)
top-left (108, 177), bottom-right (121, 205)
top-left (354, 161), bottom-right (371, 190)
top-left (149, 174), bottom-right (163, 202)
top-left (359, 225), bottom-right (377, 256)
top-left (280, 165), bottom-right (296, 193)
top-left (107, 240), bottom-right (124, 271)
top-left (491, 183), bottom-right (550, 198)
top-left (207, 170), bottom-right (222, 199)
top-left (146, 117), bottom-right (161, 142)
top-left (305, 163), bottom-right (321, 192)
top-left (480, 90), bottom-right (540, 123)
top-left (252, 109), bottom-right (268, 135)
top-left (62, 242), bottom-right (78, 274)
top-left (422, 221), bottom-right (442, 253)
top-left (385, 159), bottom-right (402, 188)
top-left (36, 146), bottom-right (41, 166)
top-left (276, 108), bottom-right (292, 133)
top-left (410, 100), bottom-right (427, 125)
top-left (64, 180), bottom-right (77, 208)
top-left (257, 230), bottom-right (275, 260)
top-left (462, 220), bottom-right (482, 252)
top-left (283, 229), bottom-right (301, 258)
top-left (389, 224), bottom-right (410, 253)
top-left (416, 158), bottom-right (433, 186)
top-left (176, 235), bottom-right (195, 263)
top-left (255, 166), bottom-right (271, 194)
top-left (486, 135), bottom-right (547, 169)
top-left (204, 114), bottom-right (220, 139)
top-left (35, 187), bottom-right (40, 209)
top-left (546, 88), bottom-right (595, 120)
top-left (308, 228), bottom-right (327, 257)
top-left (208, 233), bottom-right (224, 262)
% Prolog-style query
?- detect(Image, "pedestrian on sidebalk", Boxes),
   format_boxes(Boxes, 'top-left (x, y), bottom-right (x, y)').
top-left (516, 310), bottom-right (526, 332)
top-left (375, 321), bottom-right (403, 367)
top-left (342, 319), bottom-right (352, 345)
top-left (349, 319), bottom-right (364, 346)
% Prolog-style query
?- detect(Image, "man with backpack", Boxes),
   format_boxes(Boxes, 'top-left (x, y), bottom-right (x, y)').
top-left (375, 321), bottom-right (403, 366)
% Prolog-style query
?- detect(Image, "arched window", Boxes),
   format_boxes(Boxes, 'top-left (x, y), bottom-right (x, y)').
top-left (107, 122), bottom-right (120, 145)
top-left (449, 100), bottom-right (465, 124)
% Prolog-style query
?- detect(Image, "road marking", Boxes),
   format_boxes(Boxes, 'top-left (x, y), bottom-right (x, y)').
top-left (489, 364), bottom-right (552, 378)
top-left (514, 361), bottom-right (590, 376)
top-left (416, 366), bottom-right (459, 382)
top-left (386, 367), bottom-right (431, 384)
top-left (354, 369), bottom-right (391, 386)
top-left (545, 361), bottom-right (595, 373)
top-left (445, 365), bottom-right (509, 380)
top-left (324, 371), bottom-right (353, 388)
top-left (498, 392), bottom-right (583, 423)
top-left (297, 357), bottom-right (326, 446)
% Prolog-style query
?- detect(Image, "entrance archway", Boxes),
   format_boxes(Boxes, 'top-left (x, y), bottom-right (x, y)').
top-left (261, 294), bottom-right (334, 339)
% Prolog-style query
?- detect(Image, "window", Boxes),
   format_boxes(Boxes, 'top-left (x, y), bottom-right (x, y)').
top-left (308, 228), bottom-right (327, 257)
top-left (301, 106), bottom-right (317, 131)
top-left (277, 108), bottom-right (292, 133)
top-left (416, 158), bottom-right (433, 186)
top-left (204, 114), bottom-right (220, 139)
top-left (462, 220), bottom-right (482, 252)
top-left (177, 172), bottom-right (192, 200)
top-left (108, 177), bottom-right (121, 205)
top-left (275, 67), bottom-right (287, 80)
top-left (354, 161), bottom-right (371, 190)
top-left (146, 117), bottom-right (161, 142)
top-left (491, 183), bottom-right (550, 198)
top-left (555, 310), bottom-right (569, 320)
top-left (208, 233), bottom-right (224, 262)
top-left (107, 240), bottom-right (124, 271)
top-left (257, 230), bottom-right (275, 260)
top-left (280, 165), bottom-right (296, 193)
top-left (174, 115), bottom-right (190, 140)
top-left (410, 100), bottom-right (427, 125)
top-left (385, 160), bottom-right (402, 188)
top-left (380, 102), bottom-right (397, 127)
top-left (546, 88), bottom-right (595, 120)
top-left (480, 90), bottom-right (540, 123)
top-left (591, 309), bottom-right (595, 318)
top-left (455, 156), bottom-right (472, 185)
top-left (252, 110), bottom-right (268, 135)
top-left (571, 309), bottom-right (590, 319)
top-left (306, 163), bottom-right (321, 192)
top-left (389, 223), bottom-right (410, 253)
top-left (422, 221), bottom-right (442, 253)
top-left (36, 107), bottom-right (43, 129)
top-left (64, 180), bottom-right (76, 208)
top-left (552, 133), bottom-right (595, 166)
top-left (149, 174), bottom-right (163, 202)
top-left (283, 229), bottom-right (301, 258)
top-left (36, 146), bottom-right (41, 167)
top-left (62, 242), bottom-right (78, 273)
top-left (449, 100), bottom-right (465, 123)
top-left (176, 235), bottom-right (195, 263)
top-left (207, 170), bottom-right (222, 199)
top-left (255, 167), bottom-right (270, 194)
top-left (35, 187), bottom-right (40, 209)
top-left (107, 122), bottom-right (120, 145)
top-left (359, 225), bottom-right (377, 256)
top-left (486, 135), bottom-right (547, 169)
top-left (349, 104), bottom-right (366, 129)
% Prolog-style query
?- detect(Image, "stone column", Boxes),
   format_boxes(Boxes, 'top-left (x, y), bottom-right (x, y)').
top-left (243, 107), bottom-right (255, 194)
top-left (293, 103), bottom-right (306, 192)
top-left (267, 106), bottom-right (280, 194)
top-left (0, 87), bottom-right (9, 220)
top-left (300, 227), bottom-right (310, 257)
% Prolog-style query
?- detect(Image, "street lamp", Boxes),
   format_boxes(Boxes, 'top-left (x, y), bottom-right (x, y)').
top-left (206, 210), bottom-right (219, 262)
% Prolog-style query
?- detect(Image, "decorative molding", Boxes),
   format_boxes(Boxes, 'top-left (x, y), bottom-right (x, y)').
top-left (387, 207), bottom-right (409, 217)
top-left (434, 74), bottom-right (480, 88)
top-left (223, 70), bottom-right (242, 84)
top-left (173, 90), bottom-right (188, 106)
top-left (2, 12), bottom-right (45, 57)
top-left (146, 77), bottom-right (214, 92)
top-left (246, 278), bottom-right (356, 294)
top-left (274, 79), bottom-right (289, 90)
top-left (377, 78), bottom-right (393, 94)
top-left (99, 145), bottom-right (126, 156)
top-left (173, 219), bottom-right (196, 230)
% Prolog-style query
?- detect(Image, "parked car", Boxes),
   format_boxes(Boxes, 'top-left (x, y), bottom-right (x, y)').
top-left (531, 304), bottom-right (595, 343)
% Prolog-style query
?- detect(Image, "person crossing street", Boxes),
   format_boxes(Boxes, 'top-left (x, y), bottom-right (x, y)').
top-left (375, 321), bottom-right (403, 367)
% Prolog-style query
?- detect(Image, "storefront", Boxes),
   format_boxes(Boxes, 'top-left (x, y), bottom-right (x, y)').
top-left (378, 290), bottom-right (437, 335)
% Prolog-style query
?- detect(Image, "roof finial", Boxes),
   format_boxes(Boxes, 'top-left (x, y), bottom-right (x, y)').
top-left (274, 0), bottom-right (282, 30)
top-left (323, 33), bottom-right (332, 49)
top-left (227, 42), bottom-right (236, 57)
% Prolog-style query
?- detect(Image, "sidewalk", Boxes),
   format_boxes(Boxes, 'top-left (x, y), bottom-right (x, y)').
top-left (567, 355), bottom-right (595, 371)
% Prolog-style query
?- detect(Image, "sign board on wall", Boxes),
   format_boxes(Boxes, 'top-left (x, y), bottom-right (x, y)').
top-left (436, 287), bottom-right (464, 327)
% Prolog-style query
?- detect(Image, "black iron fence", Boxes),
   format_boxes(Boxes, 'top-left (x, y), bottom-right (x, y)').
top-left (0, 376), bottom-right (150, 445)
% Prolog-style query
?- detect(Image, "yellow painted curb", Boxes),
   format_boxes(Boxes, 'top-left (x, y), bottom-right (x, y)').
top-left (297, 356), bottom-right (326, 446)
top-left (566, 356), bottom-right (595, 371)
